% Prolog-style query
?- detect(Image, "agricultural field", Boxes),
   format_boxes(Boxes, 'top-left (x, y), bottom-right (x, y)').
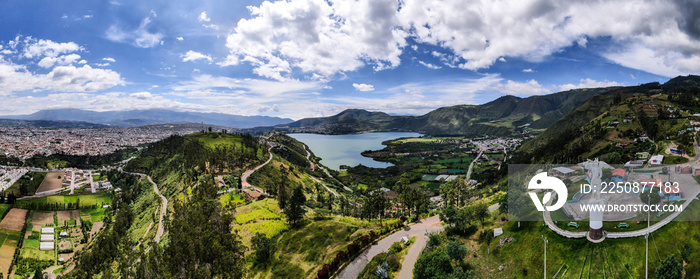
top-left (36, 172), bottom-right (66, 194)
top-left (14, 193), bottom-right (112, 209)
top-left (0, 227), bottom-right (22, 278)
top-left (232, 199), bottom-right (288, 245)
top-left (220, 193), bottom-right (245, 208)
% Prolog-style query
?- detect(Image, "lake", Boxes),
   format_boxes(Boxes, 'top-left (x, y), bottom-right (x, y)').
top-left (288, 132), bottom-right (422, 170)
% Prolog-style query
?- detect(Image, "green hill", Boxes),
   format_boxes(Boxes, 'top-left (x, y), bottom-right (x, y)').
top-left (250, 88), bottom-right (614, 136)
top-left (516, 76), bottom-right (700, 163)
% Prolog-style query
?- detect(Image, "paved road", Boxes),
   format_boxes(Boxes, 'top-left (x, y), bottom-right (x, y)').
top-left (337, 215), bottom-right (444, 279)
top-left (302, 143), bottom-right (353, 194)
top-left (240, 146), bottom-right (274, 194)
top-left (147, 175), bottom-right (167, 243)
top-left (397, 234), bottom-right (428, 279)
top-left (466, 150), bottom-right (483, 181)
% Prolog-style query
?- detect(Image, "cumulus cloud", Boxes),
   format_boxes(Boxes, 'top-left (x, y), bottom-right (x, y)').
top-left (106, 11), bottom-right (164, 48)
top-left (181, 50), bottom-right (213, 63)
top-left (498, 79), bottom-right (549, 96)
top-left (103, 57), bottom-right (116, 62)
top-left (198, 12), bottom-right (211, 22)
top-left (176, 37), bottom-right (184, 41)
top-left (37, 54), bottom-right (82, 68)
top-left (223, 0), bottom-right (700, 78)
top-left (558, 78), bottom-right (624, 91)
top-left (522, 68), bottom-right (534, 73)
top-left (352, 83), bottom-right (375, 91)
top-left (20, 37), bottom-right (82, 58)
top-left (0, 62), bottom-right (124, 95)
top-left (221, 0), bottom-right (406, 80)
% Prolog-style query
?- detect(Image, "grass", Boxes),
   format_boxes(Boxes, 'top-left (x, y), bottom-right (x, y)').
top-left (0, 204), bottom-right (12, 219)
top-left (444, 199), bottom-right (700, 278)
top-left (23, 239), bottom-right (39, 249)
top-left (219, 193), bottom-right (245, 208)
top-left (250, 217), bottom-right (384, 278)
top-left (79, 208), bottom-right (108, 222)
top-left (232, 199), bottom-right (287, 245)
top-left (20, 248), bottom-right (54, 261)
top-left (14, 193), bottom-right (112, 208)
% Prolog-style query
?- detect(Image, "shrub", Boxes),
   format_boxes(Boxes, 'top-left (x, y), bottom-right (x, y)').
top-left (389, 241), bottom-right (403, 254)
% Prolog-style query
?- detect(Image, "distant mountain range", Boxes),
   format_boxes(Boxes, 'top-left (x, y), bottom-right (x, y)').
top-left (247, 87), bottom-right (616, 136)
top-left (0, 119), bottom-right (108, 129)
top-left (0, 109), bottom-right (294, 128)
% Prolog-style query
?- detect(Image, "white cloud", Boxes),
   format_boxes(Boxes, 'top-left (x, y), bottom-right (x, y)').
top-left (198, 12), bottom-right (211, 22)
top-left (352, 83), bottom-right (375, 91)
top-left (181, 50), bottom-right (213, 63)
top-left (498, 79), bottom-right (549, 96)
top-left (418, 61), bottom-right (441, 69)
top-left (558, 78), bottom-right (624, 91)
top-left (522, 68), bottom-right (534, 73)
top-left (103, 57), bottom-right (116, 62)
top-left (83, 14), bottom-right (93, 19)
top-left (130, 92), bottom-right (153, 100)
top-left (94, 63), bottom-right (110, 67)
top-left (0, 62), bottom-right (124, 95)
top-left (21, 37), bottom-right (82, 58)
top-left (398, 0), bottom-right (700, 75)
top-left (173, 74), bottom-right (324, 98)
top-left (222, 0), bottom-right (406, 80)
top-left (37, 54), bottom-right (82, 68)
top-left (105, 11), bottom-right (164, 48)
top-left (176, 37), bottom-right (184, 41)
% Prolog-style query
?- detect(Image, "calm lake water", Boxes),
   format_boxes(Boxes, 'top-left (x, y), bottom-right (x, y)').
top-left (288, 132), bottom-right (422, 170)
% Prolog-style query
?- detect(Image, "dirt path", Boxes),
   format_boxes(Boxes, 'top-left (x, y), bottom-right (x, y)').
top-left (337, 215), bottom-right (444, 279)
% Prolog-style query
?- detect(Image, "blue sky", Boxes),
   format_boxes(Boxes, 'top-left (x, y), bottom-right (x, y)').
top-left (0, 0), bottom-right (698, 120)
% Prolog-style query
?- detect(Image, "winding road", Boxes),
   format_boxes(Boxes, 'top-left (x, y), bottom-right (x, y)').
top-left (147, 175), bottom-right (167, 243)
top-left (337, 215), bottom-right (444, 279)
top-left (239, 146), bottom-right (274, 194)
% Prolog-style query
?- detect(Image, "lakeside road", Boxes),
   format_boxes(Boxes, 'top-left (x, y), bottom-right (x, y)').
top-left (337, 215), bottom-right (444, 279)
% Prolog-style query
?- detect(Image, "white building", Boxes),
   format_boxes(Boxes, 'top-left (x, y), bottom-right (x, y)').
top-left (650, 155), bottom-right (664, 165)
top-left (39, 242), bottom-right (54, 251)
top-left (41, 227), bottom-right (54, 234)
top-left (40, 234), bottom-right (54, 242)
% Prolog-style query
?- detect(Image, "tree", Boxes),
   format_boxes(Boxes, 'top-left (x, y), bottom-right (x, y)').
top-left (32, 270), bottom-right (42, 279)
top-left (413, 249), bottom-right (453, 279)
top-left (641, 191), bottom-right (661, 205)
top-left (471, 202), bottom-right (489, 229)
top-left (446, 240), bottom-right (467, 261)
top-left (285, 186), bottom-right (306, 226)
top-left (251, 233), bottom-right (277, 264)
top-left (656, 255), bottom-right (682, 279)
top-left (163, 175), bottom-right (246, 278)
top-left (497, 193), bottom-right (508, 215)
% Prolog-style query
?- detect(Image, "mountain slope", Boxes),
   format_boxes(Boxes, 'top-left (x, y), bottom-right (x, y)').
top-left (2, 108), bottom-right (294, 128)
top-left (253, 87), bottom-right (614, 136)
top-left (516, 76), bottom-right (700, 164)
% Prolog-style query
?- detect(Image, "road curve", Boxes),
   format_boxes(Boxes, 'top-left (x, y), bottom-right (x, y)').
top-left (337, 215), bottom-right (444, 279)
top-left (147, 175), bottom-right (167, 243)
top-left (240, 146), bottom-right (274, 194)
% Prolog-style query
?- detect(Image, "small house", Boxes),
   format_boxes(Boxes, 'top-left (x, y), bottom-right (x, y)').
top-left (650, 155), bottom-right (664, 165)
top-left (493, 228), bottom-right (503, 237)
top-left (243, 189), bottom-right (265, 201)
top-left (611, 169), bottom-right (626, 182)
top-left (661, 185), bottom-right (682, 200)
top-left (553, 167), bottom-right (575, 177)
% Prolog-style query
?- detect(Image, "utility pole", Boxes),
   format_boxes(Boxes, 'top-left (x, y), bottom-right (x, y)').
top-left (646, 194), bottom-right (650, 279)
top-left (541, 235), bottom-right (548, 279)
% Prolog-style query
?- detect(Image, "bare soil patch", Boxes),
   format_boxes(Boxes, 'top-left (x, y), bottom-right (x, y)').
top-left (0, 209), bottom-right (28, 231)
top-left (31, 212), bottom-right (54, 228)
top-left (36, 172), bottom-right (65, 194)
top-left (70, 210), bottom-right (81, 227)
top-left (89, 221), bottom-right (104, 241)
